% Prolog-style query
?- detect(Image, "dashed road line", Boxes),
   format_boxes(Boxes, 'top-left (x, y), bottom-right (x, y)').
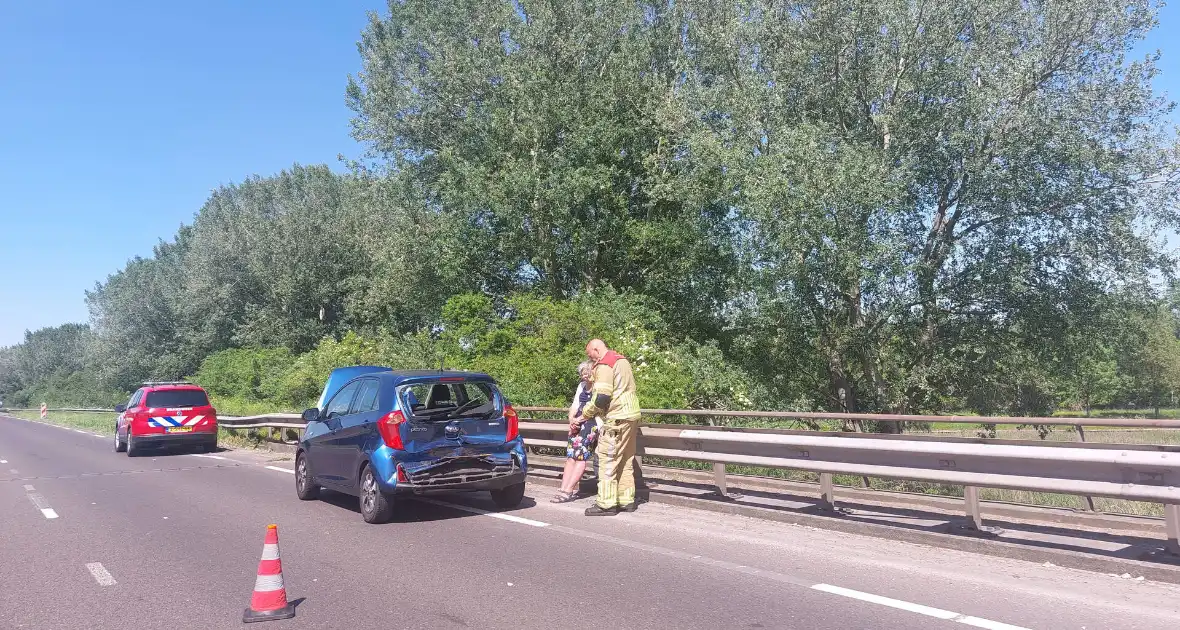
top-left (23, 484), bottom-right (59, 519)
top-left (418, 497), bottom-right (1028, 629)
top-left (810, 584), bottom-right (1029, 630)
top-left (191, 454), bottom-right (229, 460)
top-left (414, 497), bottom-right (550, 527)
top-left (86, 563), bottom-right (117, 586)
top-left (0, 459), bottom-right (7, 463)
top-left (264, 466), bottom-right (295, 474)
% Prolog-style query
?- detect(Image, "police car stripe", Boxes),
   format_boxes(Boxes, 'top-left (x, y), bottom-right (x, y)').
top-left (184, 415), bottom-right (204, 426)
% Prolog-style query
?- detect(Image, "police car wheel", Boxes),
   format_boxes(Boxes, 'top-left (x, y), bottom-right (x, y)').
top-left (126, 431), bottom-right (140, 457)
top-left (114, 427), bottom-right (126, 453)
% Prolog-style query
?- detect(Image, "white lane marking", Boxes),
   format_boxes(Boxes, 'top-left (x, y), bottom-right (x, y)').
top-left (9, 468), bottom-right (18, 474)
top-left (0, 459), bottom-right (7, 463)
top-left (191, 454), bottom-right (228, 460)
top-left (811, 584), bottom-right (1029, 630)
top-left (23, 484), bottom-right (60, 519)
top-left (264, 466), bottom-right (295, 474)
top-left (73, 429), bottom-right (87, 433)
top-left (414, 497), bottom-right (550, 528)
top-left (86, 562), bottom-right (117, 586)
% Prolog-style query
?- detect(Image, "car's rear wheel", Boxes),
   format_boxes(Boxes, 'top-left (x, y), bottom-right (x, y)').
top-left (490, 481), bottom-right (526, 509)
top-left (359, 465), bottom-right (394, 524)
top-left (126, 431), bottom-right (140, 457)
top-left (295, 452), bottom-right (319, 501)
top-left (113, 425), bottom-right (126, 453)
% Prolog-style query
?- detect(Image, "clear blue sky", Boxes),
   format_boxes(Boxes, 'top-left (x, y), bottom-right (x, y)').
top-left (0, 1), bottom-right (1177, 348)
top-left (0, 0), bottom-right (385, 347)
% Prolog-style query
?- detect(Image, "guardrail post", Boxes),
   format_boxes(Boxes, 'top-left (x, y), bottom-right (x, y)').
top-left (1074, 424), bottom-right (1097, 511)
top-left (713, 463), bottom-right (727, 497)
top-left (1167, 504), bottom-right (1180, 555)
top-left (820, 473), bottom-right (836, 511)
top-left (964, 485), bottom-right (983, 530)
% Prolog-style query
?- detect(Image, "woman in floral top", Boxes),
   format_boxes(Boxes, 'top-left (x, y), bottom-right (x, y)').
top-left (553, 360), bottom-right (598, 502)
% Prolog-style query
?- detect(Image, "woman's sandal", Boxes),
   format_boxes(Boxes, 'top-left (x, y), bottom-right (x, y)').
top-left (550, 491), bottom-right (578, 503)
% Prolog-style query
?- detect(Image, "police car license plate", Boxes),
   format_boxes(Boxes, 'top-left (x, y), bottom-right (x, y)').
top-left (166, 427), bottom-right (192, 433)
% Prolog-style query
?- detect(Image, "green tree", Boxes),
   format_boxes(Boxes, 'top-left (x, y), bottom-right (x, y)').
top-left (1123, 308), bottom-right (1180, 416)
top-left (687, 0), bottom-right (1180, 423)
top-left (347, 0), bottom-right (740, 339)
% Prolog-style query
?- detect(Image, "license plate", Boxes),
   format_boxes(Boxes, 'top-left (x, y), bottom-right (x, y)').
top-left (166, 427), bottom-right (192, 433)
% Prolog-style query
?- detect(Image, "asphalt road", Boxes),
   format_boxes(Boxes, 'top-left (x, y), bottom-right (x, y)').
top-left (2, 414), bottom-right (1179, 630)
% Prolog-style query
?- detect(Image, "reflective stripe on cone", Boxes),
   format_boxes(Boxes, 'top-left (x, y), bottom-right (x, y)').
top-left (243, 524), bottom-right (296, 623)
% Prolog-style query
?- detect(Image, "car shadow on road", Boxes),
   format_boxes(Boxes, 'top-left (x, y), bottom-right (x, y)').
top-left (315, 488), bottom-right (540, 524)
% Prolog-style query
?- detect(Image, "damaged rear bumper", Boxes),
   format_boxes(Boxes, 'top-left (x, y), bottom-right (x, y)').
top-left (391, 455), bottom-right (526, 494)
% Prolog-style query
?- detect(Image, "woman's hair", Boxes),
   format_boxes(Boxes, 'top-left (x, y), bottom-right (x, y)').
top-left (576, 360), bottom-right (594, 380)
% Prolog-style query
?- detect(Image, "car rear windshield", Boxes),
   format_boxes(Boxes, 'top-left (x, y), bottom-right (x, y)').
top-left (145, 389), bottom-right (209, 408)
top-left (399, 380), bottom-right (499, 420)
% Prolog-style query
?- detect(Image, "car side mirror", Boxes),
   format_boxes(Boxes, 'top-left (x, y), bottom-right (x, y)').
top-left (301, 408), bottom-right (321, 423)
top-left (114, 404), bottom-right (127, 413)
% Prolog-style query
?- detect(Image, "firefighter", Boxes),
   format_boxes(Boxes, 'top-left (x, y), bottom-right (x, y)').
top-left (579, 338), bottom-right (641, 515)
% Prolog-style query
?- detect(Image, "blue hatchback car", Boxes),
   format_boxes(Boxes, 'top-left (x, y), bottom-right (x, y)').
top-left (295, 368), bottom-right (528, 523)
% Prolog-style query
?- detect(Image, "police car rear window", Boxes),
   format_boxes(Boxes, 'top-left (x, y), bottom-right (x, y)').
top-left (145, 390), bottom-right (209, 408)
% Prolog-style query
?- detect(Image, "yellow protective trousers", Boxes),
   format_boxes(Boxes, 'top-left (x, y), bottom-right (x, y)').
top-left (594, 418), bottom-right (638, 509)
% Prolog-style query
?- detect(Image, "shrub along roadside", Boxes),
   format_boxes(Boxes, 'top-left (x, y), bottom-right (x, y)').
top-left (190, 291), bottom-right (769, 416)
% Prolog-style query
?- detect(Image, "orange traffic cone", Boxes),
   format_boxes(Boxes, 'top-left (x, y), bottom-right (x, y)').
top-left (243, 524), bottom-right (296, 623)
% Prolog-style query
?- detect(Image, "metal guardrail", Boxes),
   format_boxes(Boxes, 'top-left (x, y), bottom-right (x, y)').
top-left (514, 420), bottom-right (1180, 552)
top-left (218, 413), bottom-right (304, 430)
top-left (516, 406), bottom-right (1180, 428)
top-left (9, 406), bottom-right (1180, 551)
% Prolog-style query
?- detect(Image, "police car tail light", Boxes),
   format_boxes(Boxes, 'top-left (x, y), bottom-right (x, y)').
top-left (504, 405), bottom-right (519, 442)
top-left (378, 411), bottom-right (406, 450)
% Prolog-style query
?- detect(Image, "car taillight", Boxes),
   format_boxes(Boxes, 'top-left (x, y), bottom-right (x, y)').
top-left (397, 464), bottom-right (409, 483)
top-left (504, 404), bottom-right (519, 442)
top-left (378, 411), bottom-right (406, 450)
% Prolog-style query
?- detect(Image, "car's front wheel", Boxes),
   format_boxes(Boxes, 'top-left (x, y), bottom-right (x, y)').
top-left (490, 481), bottom-right (526, 509)
top-left (359, 465), bottom-right (394, 524)
top-left (295, 452), bottom-right (319, 501)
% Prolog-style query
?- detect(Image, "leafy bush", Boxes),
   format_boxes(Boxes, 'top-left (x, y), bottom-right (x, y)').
top-left (9, 371), bottom-right (125, 408)
top-left (194, 347), bottom-right (293, 401)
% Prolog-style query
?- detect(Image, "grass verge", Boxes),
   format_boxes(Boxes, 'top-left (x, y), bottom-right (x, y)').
top-left (5, 410), bottom-right (270, 451)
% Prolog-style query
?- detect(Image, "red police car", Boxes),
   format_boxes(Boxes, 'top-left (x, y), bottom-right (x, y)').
top-left (114, 382), bottom-right (219, 456)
